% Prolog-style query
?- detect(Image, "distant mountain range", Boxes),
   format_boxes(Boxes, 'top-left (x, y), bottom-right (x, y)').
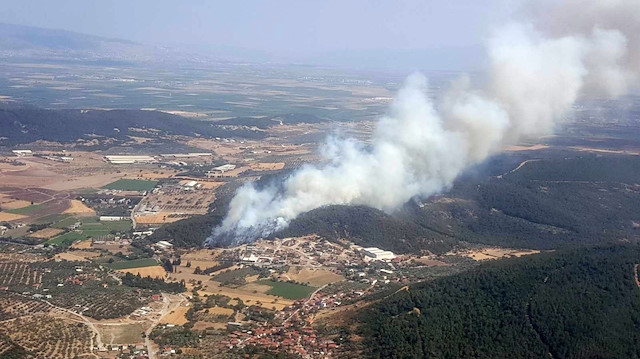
top-left (0, 23), bottom-right (237, 64)
top-left (0, 23), bottom-right (137, 51)
top-left (0, 22), bottom-right (484, 70)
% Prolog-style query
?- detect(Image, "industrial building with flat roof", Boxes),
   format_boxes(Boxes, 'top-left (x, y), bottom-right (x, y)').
top-left (362, 247), bottom-right (396, 261)
top-left (104, 155), bottom-right (156, 164)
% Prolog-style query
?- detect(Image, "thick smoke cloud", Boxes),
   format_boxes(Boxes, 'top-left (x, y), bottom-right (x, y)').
top-left (207, 0), bottom-right (640, 246)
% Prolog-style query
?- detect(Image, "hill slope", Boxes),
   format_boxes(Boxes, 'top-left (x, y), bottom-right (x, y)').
top-left (274, 205), bottom-right (456, 255)
top-left (360, 245), bottom-right (640, 358)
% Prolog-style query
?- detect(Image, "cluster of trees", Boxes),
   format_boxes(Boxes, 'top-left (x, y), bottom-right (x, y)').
top-left (149, 325), bottom-right (200, 348)
top-left (360, 245), bottom-right (640, 358)
top-left (149, 214), bottom-right (222, 248)
top-left (193, 261), bottom-right (233, 275)
top-left (121, 272), bottom-right (185, 293)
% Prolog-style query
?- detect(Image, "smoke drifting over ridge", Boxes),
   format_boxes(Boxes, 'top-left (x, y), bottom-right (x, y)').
top-left (207, 0), bottom-right (640, 246)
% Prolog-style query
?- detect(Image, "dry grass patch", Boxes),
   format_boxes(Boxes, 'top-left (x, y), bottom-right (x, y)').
top-left (117, 265), bottom-right (167, 278)
top-left (199, 286), bottom-right (293, 311)
top-left (97, 323), bottom-right (144, 345)
top-left (160, 305), bottom-right (190, 325)
top-left (0, 199), bottom-right (32, 210)
top-left (135, 213), bottom-right (186, 224)
top-left (63, 200), bottom-right (96, 215)
top-left (0, 212), bottom-right (26, 221)
top-left (30, 227), bottom-right (64, 239)
top-left (285, 267), bottom-right (344, 286)
top-left (206, 306), bottom-right (234, 316)
top-left (71, 239), bottom-right (93, 249)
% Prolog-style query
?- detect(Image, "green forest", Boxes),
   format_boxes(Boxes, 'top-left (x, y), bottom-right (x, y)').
top-left (361, 245), bottom-right (640, 358)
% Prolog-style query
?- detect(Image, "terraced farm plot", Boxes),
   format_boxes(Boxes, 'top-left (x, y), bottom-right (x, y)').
top-left (0, 315), bottom-right (93, 359)
top-left (256, 280), bottom-right (316, 300)
top-left (102, 179), bottom-right (158, 191)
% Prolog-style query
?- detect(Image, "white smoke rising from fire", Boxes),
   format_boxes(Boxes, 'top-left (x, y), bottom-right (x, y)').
top-left (208, 0), bottom-right (640, 245)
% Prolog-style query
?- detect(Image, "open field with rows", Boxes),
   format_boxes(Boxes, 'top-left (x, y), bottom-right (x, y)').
top-left (0, 315), bottom-right (94, 359)
top-left (0, 260), bottom-right (154, 320)
top-left (0, 291), bottom-right (51, 321)
top-left (0, 261), bottom-right (43, 287)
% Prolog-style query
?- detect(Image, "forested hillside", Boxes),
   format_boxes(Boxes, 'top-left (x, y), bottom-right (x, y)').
top-left (275, 205), bottom-right (456, 255)
top-left (409, 154), bottom-right (640, 249)
top-left (361, 245), bottom-right (640, 358)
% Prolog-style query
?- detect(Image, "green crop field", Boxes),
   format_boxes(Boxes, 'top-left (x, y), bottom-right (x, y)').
top-left (46, 232), bottom-right (86, 247)
top-left (102, 179), bottom-right (158, 191)
top-left (6, 204), bottom-right (45, 215)
top-left (107, 258), bottom-right (159, 270)
top-left (81, 220), bottom-right (131, 237)
top-left (257, 280), bottom-right (316, 300)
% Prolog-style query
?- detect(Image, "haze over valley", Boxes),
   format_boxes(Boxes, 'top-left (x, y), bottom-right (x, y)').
top-left (1, 1), bottom-right (640, 358)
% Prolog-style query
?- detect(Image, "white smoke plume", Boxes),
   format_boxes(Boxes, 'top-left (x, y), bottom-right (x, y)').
top-left (208, 0), bottom-right (640, 246)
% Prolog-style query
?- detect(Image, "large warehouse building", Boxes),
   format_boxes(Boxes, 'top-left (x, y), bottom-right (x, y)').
top-left (104, 155), bottom-right (156, 164)
top-left (362, 247), bottom-right (396, 261)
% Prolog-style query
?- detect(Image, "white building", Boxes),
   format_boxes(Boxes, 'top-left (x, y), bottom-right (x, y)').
top-left (362, 247), bottom-right (396, 261)
top-left (184, 180), bottom-right (198, 188)
top-left (12, 149), bottom-right (33, 156)
top-left (155, 240), bottom-right (173, 250)
top-left (160, 153), bottom-right (212, 158)
top-left (104, 155), bottom-right (156, 164)
top-left (99, 216), bottom-right (129, 221)
top-left (212, 164), bottom-right (236, 172)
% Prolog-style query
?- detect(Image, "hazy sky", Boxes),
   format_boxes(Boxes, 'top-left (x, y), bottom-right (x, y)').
top-left (0, 0), bottom-right (522, 68)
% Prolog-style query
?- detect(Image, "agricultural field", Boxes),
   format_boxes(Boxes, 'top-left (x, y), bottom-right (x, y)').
top-left (46, 217), bottom-right (131, 247)
top-left (0, 291), bottom-right (51, 321)
top-left (5, 203), bottom-right (45, 215)
top-left (102, 179), bottom-right (158, 191)
top-left (98, 323), bottom-right (145, 345)
top-left (284, 267), bottom-right (344, 286)
top-left (0, 315), bottom-right (94, 359)
top-left (30, 227), bottom-right (64, 239)
top-left (160, 305), bottom-right (190, 325)
top-left (0, 260), bottom-right (154, 320)
top-left (256, 280), bottom-right (316, 300)
top-left (117, 265), bottom-right (166, 278)
top-left (107, 258), bottom-right (159, 270)
top-left (0, 262), bottom-right (43, 288)
top-left (46, 231), bottom-right (86, 247)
